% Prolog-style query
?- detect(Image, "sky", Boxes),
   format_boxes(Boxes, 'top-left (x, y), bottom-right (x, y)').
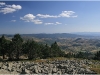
top-left (0, 1), bottom-right (100, 34)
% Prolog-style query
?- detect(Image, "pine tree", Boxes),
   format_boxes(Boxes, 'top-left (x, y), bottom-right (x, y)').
top-left (0, 35), bottom-right (7, 59)
top-left (94, 51), bottom-right (100, 60)
top-left (12, 34), bottom-right (23, 60)
top-left (51, 41), bottom-right (64, 57)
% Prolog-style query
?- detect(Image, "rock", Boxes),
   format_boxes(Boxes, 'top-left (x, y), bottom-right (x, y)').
top-left (0, 59), bottom-right (98, 74)
top-left (2, 64), bottom-right (7, 70)
top-left (8, 66), bottom-right (12, 71)
top-left (79, 68), bottom-right (85, 74)
top-left (41, 69), bottom-right (45, 73)
top-left (57, 70), bottom-right (61, 74)
top-left (16, 64), bottom-right (21, 69)
top-left (48, 67), bottom-right (52, 73)
top-left (25, 68), bottom-right (30, 74)
top-left (38, 69), bottom-right (42, 73)
top-left (85, 68), bottom-right (93, 74)
top-left (61, 69), bottom-right (65, 74)
top-left (52, 68), bottom-right (57, 73)
top-left (34, 65), bottom-right (38, 74)
top-left (0, 69), bottom-right (11, 74)
top-left (29, 66), bottom-right (34, 70)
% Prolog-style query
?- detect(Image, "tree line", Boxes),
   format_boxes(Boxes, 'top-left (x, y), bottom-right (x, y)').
top-left (0, 34), bottom-right (65, 60)
top-left (0, 34), bottom-right (100, 61)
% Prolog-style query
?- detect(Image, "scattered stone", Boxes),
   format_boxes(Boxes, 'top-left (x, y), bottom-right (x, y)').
top-left (0, 59), bottom-right (98, 74)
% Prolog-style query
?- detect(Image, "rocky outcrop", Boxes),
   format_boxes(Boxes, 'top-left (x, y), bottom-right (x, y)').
top-left (0, 59), bottom-right (99, 74)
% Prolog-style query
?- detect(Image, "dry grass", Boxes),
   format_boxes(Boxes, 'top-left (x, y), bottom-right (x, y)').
top-left (33, 57), bottom-right (82, 63)
top-left (32, 57), bottom-right (68, 63)
top-left (89, 64), bottom-right (100, 74)
top-left (90, 68), bottom-right (100, 74)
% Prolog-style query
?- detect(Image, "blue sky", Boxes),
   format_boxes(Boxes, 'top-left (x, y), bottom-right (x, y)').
top-left (0, 1), bottom-right (100, 34)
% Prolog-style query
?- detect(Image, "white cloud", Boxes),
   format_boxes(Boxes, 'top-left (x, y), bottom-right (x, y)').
top-left (33, 19), bottom-right (43, 24)
top-left (20, 11), bottom-right (77, 24)
top-left (37, 14), bottom-right (58, 18)
top-left (11, 4), bottom-right (22, 10)
top-left (59, 11), bottom-right (75, 17)
top-left (0, 2), bottom-right (5, 6)
top-left (37, 11), bottom-right (77, 18)
top-left (45, 22), bottom-right (62, 25)
top-left (20, 14), bottom-right (42, 24)
top-left (0, 2), bottom-right (22, 14)
top-left (0, 7), bottom-right (16, 14)
top-left (55, 22), bottom-right (62, 25)
top-left (11, 20), bottom-right (16, 22)
top-left (20, 14), bottom-right (36, 22)
top-left (45, 23), bottom-right (54, 25)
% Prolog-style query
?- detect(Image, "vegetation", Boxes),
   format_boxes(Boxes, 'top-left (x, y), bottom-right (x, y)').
top-left (0, 35), bottom-right (8, 59)
top-left (94, 51), bottom-right (100, 60)
top-left (0, 34), bottom-right (100, 61)
top-left (0, 34), bottom-right (65, 60)
top-left (89, 63), bottom-right (100, 74)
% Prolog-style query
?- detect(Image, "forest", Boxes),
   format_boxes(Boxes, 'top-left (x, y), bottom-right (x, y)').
top-left (0, 34), bottom-right (65, 60)
top-left (0, 34), bottom-right (100, 61)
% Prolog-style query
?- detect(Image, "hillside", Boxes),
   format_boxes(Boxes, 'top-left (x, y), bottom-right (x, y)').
top-left (1, 33), bottom-right (100, 55)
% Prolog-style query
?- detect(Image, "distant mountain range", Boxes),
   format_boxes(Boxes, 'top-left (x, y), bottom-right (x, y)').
top-left (21, 33), bottom-right (82, 38)
top-left (1, 32), bottom-right (100, 39)
top-left (72, 32), bottom-right (100, 36)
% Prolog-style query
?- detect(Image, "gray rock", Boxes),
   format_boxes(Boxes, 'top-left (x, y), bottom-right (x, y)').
top-left (34, 66), bottom-right (38, 74)
top-left (52, 68), bottom-right (57, 73)
top-left (57, 70), bottom-right (61, 74)
top-left (61, 69), bottom-right (65, 74)
top-left (24, 68), bottom-right (30, 74)
top-left (8, 66), bottom-right (12, 71)
top-left (2, 64), bottom-right (7, 70)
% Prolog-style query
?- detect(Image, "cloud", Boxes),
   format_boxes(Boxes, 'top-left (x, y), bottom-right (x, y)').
top-left (9, 4), bottom-right (22, 10)
top-left (37, 14), bottom-right (58, 18)
top-left (0, 7), bottom-right (16, 14)
top-left (33, 19), bottom-right (43, 24)
top-left (20, 14), bottom-right (42, 24)
top-left (59, 11), bottom-right (75, 17)
top-left (37, 11), bottom-right (77, 18)
top-left (20, 14), bottom-right (36, 22)
top-left (55, 22), bottom-right (62, 25)
top-left (45, 22), bottom-right (62, 25)
top-left (0, 2), bottom-right (5, 6)
top-left (0, 2), bottom-right (22, 14)
top-left (11, 20), bottom-right (16, 22)
top-left (20, 11), bottom-right (77, 24)
top-left (45, 23), bottom-right (54, 25)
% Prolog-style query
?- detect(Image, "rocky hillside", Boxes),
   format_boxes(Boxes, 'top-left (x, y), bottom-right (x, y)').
top-left (0, 58), bottom-right (99, 74)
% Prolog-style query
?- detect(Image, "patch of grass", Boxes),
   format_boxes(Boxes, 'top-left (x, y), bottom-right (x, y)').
top-left (33, 57), bottom-right (66, 63)
top-left (32, 57), bottom-right (86, 64)
top-left (90, 68), bottom-right (100, 74)
top-left (89, 64), bottom-right (100, 74)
